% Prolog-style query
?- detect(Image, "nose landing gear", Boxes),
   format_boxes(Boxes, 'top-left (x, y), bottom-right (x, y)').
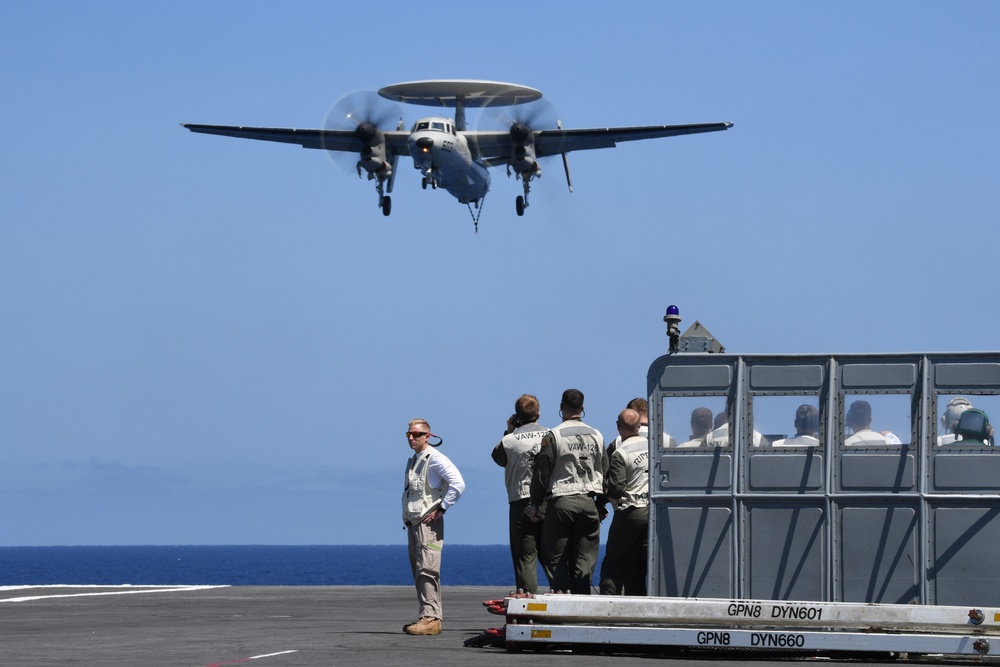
top-left (421, 168), bottom-right (439, 190)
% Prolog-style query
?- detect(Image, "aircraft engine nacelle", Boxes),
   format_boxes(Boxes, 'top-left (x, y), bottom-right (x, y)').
top-left (509, 122), bottom-right (540, 178)
top-left (356, 122), bottom-right (391, 178)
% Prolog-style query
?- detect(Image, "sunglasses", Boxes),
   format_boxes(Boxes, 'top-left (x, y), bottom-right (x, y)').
top-left (406, 431), bottom-right (431, 438)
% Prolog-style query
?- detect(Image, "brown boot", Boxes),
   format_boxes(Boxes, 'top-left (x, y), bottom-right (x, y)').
top-left (404, 616), bottom-right (442, 635)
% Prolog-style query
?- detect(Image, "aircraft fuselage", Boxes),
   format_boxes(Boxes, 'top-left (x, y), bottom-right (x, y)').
top-left (407, 116), bottom-right (490, 204)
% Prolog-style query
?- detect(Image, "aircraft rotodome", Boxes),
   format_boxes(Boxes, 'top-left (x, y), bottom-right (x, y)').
top-left (183, 80), bottom-right (732, 231)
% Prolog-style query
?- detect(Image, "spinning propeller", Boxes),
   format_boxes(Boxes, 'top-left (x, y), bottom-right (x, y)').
top-left (478, 96), bottom-right (573, 216)
top-left (322, 91), bottom-right (403, 215)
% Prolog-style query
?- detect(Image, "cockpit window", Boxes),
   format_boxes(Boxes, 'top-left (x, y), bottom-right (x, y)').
top-left (414, 121), bottom-right (429, 131)
top-left (431, 122), bottom-right (445, 131)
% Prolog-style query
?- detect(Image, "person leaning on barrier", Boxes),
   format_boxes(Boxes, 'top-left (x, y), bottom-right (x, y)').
top-left (491, 394), bottom-right (548, 593)
top-left (401, 419), bottom-right (465, 636)
top-left (529, 388), bottom-right (608, 594)
top-left (938, 397), bottom-right (974, 446)
top-left (599, 409), bottom-right (650, 596)
top-left (844, 400), bottom-right (889, 446)
top-left (677, 407), bottom-right (714, 448)
top-left (772, 404), bottom-right (820, 447)
top-left (951, 408), bottom-right (994, 446)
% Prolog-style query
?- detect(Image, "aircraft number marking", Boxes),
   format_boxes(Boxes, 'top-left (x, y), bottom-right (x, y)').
top-left (442, 140), bottom-right (453, 152)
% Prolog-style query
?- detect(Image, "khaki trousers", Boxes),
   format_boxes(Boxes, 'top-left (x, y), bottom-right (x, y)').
top-left (407, 513), bottom-right (444, 619)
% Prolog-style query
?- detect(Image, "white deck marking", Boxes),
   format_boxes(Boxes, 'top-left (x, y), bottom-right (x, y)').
top-left (201, 649), bottom-right (298, 666)
top-left (0, 584), bottom-right (229, 602)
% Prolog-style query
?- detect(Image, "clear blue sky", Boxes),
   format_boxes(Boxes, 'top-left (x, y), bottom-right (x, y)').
top-left (2, 1), bottom-right (998, 546)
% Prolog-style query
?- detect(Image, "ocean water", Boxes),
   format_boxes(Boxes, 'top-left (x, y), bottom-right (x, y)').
top-left (0, 545), bottom-right (579, 587)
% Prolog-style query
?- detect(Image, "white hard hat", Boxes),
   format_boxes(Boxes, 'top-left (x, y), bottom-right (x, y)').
top-left (942, 397), bottom-right (973, 430)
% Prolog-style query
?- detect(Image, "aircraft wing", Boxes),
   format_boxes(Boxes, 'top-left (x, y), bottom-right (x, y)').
top-left (533, 122), bottom-right (732, 158)
top-left (467, 122), bottom-right (732, 163)
top-left (181, 124), bottom-right (411, 155)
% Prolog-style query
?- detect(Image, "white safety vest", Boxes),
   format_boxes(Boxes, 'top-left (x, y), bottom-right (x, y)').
top-left (402, 450), bottom-right (445, 526)
top-left (499, 423), bottom-right (547, 503)
top-left (547, 420), bottom-right (604, 498)
top-left (613, 435), bottom-right (649, 510)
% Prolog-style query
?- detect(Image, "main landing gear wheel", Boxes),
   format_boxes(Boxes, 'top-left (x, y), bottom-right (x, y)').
top-left (422, 177), bottom-right (427, 190)
top-left (375, 178), bottom-right (392, 216)
top-left (515, 195), bottom-right (525, 217)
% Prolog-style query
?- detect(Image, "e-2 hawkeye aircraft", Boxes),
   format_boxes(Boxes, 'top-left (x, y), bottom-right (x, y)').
top-left (182, 80), bottom-right (732, 230)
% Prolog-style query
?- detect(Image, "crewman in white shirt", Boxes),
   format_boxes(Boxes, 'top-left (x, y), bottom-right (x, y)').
top-left (772, 404), bottom-right (820, 447)
top-left (844, 400), bottom-right (889, 447)
top-left (401, 418), bottom-right (465, 635)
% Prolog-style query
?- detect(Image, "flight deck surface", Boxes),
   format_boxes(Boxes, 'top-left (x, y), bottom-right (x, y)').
top-left (0, 585), bottom-right (909, 666)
